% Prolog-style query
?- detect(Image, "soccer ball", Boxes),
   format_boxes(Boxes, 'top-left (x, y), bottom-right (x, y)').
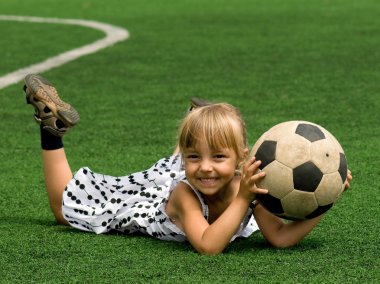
top-left (251, 121), bottom-right (347, 220)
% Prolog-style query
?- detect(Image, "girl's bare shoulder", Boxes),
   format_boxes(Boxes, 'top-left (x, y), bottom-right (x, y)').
top-left (166, 182), bottom-right (202, 220)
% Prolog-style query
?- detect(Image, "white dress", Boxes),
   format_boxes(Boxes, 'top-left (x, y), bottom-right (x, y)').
top-left (62, 154), bottom-right (259, 242)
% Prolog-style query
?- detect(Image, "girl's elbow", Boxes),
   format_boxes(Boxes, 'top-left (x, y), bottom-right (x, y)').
top-left (197, 247), bottom-right (223, 255)
top-left (196, 244), bottom-right (224, 255)
top-left (266, 235), bottom-right (297, 248)
top-left (269, 240), bottom-right (291, 248)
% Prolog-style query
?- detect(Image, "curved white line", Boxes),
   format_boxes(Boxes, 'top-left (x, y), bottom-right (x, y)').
top-left (0, 15), bottom-right (129, 89)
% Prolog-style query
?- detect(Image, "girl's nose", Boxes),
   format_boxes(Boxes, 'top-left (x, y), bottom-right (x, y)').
top-left (200, 159), bottom-right (213, 172)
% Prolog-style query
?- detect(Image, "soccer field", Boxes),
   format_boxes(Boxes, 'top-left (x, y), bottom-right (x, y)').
top-left (0, 0), bottom-right (379, 282)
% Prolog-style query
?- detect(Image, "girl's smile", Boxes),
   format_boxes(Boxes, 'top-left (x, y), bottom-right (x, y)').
top-left (197, 177), bottom-right (219, 187)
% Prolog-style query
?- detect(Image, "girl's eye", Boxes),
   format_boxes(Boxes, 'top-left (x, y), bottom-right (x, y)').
top-left (214, 154), bottom-right (226, 159)
top-left (186, 154), bottom-right (199, 160)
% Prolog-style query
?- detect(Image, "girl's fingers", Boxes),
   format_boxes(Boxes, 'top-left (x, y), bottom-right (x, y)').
top-left (347, 169), bottom-right (352, 180)
top-left (244, 159), bottom-right (261, 177)
top-left (255, 187), bottom-right (269, 194)
top-left (344, 180), bottom-right (350, 190)
top-left (243, 156), bottom-right (256, 172)
top-left (241, 156), bottom-right (268, 194)
top-left (344, 169), bottom-right (352, 190)
top-left (248, 171), bottom-right (267, 193)
top-left (250, 171), bottom-right (266, 183)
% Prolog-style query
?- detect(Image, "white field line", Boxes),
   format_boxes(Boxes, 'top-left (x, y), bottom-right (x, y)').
top-left (0, 15), bottom-right (129, 89)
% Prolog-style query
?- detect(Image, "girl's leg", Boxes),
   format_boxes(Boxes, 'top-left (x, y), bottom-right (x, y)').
top-left (24, 74), bottom-right (80, 224)
top-left (42, 149), bottom-right (72, 224)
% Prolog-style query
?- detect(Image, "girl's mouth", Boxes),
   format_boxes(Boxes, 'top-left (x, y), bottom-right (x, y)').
top-left (198, 177), bottom-right (219, 186)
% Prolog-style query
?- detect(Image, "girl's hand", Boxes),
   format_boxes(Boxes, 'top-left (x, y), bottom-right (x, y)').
top-left (344, 169), bottom-right (352, 190)
top-left (239, 156), bottom-right (268, 201)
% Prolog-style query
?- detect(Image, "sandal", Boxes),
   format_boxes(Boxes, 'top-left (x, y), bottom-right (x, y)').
top-left (23, 74), bottom-right (80, 137)
top-left (189, 97), bottom-right (210, 112)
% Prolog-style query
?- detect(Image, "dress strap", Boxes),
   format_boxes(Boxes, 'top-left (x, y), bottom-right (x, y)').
top-left (180, 180), bottom-right (209, 220)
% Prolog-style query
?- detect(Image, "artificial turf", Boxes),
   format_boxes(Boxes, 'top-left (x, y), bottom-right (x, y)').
top-left (0, 0), bottom-right (379, 282)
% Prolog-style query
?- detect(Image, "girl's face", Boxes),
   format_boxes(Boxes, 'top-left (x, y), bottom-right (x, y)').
top-left (183, 142), bottom-right (239, 197)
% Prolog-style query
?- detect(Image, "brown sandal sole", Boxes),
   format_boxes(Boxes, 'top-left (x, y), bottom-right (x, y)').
top-left (24, 74), bottom-right (80, 127)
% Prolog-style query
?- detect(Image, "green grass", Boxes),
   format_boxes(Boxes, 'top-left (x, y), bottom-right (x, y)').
top-left (0, 0), bottom-right (379, 282)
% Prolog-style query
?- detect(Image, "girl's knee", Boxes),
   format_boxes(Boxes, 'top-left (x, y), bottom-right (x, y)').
top-left (50, 204), bottom-right (69, 225)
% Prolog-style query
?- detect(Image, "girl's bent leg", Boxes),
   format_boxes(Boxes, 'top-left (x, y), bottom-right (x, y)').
top-left (42, 149), bottom-right (72, 225)
top-left (23, 74), bottom-right (80, 225)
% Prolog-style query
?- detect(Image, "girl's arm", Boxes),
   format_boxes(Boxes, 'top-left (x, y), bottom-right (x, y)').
top-left (169, 158), bottom-right (266, 255)
top-left (171, 183), bottom-right (252, 255)
top-left (254, 169), bottom-right (352, 248)
top-left (253, 204), bottom-right (323, 248)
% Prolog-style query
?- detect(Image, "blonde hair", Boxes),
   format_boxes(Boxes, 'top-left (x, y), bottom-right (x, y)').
top-left (178, 103), bottom-right (248, 162)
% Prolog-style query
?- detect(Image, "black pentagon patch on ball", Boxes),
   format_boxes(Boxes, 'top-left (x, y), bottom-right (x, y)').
top-left (293, 161), bottom-right (323, 192)
top-left (338, 153), bottom-right (348, 183)
top-left (257, 193), bottom-right (284, 215)
top-left (295, 123), bottom-right (325, 142)
top-left (306, 203), bottom-right (334, 219)
top-left (255, 140), bottom-right (277, 170)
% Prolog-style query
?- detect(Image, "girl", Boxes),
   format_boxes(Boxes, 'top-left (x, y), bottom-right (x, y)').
top-left (23, 74), bottom-right (352, 255)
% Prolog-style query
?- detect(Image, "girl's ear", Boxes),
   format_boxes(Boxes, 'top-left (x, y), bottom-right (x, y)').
top-left (243, 148), bottom-right (249, 160)
top-left (235, 148), bottom-right (249, 176)
top-left (237, 148), bottom-right (249, 169)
